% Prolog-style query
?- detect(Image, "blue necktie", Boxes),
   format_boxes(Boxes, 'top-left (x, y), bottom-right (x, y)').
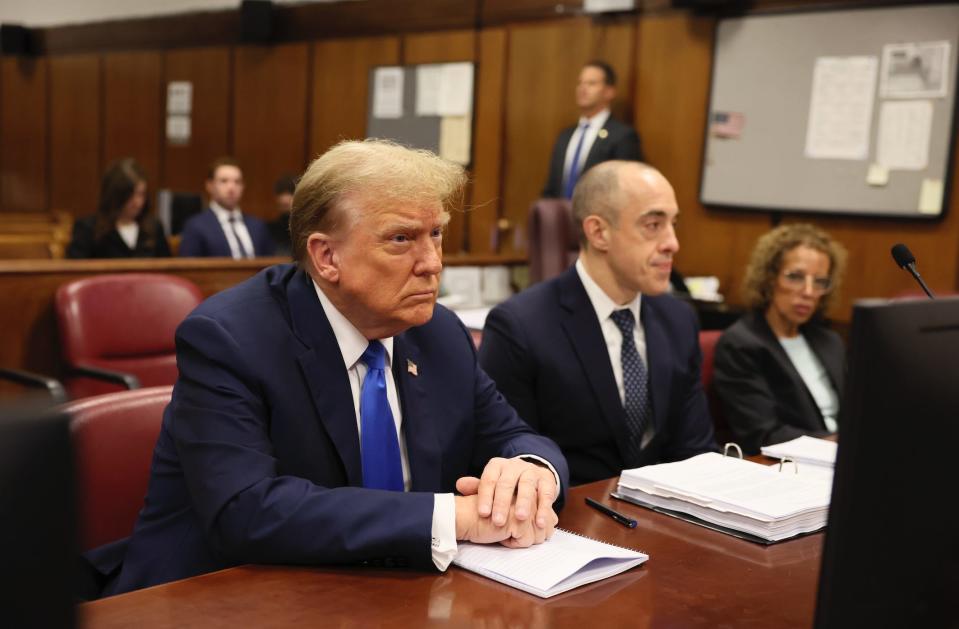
top-left (610, 309), bottom-right (652, 467)
top-left (359, 341), bottom-right (404, 491)
top-left (228, 216), bottom-right (252, 258)
top-left (563, 122), bottom-right (590, 199)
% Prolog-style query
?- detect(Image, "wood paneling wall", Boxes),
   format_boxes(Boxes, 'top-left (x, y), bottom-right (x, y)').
top-left (634, 13), bottom-right (770, 306)
top-left (233, 44), bottom-right (309, 220)
top-left (2, 4), bottom-right (959, 321)
top-left (162, 47), bottom-right (232, 193)
top-left (0, 58), bottom-right (48, 213)
top-left (470, 28), bottom-right (508, 256)
top-left (102, 52), bottom-right (163, 184)
top-left (309, 37), bottom-right (400, 158)
top-left (49, 54), bottom-right (101, 218)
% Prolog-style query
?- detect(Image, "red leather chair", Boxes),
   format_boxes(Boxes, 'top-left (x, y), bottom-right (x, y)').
top-left (63, 385), bottom-right (171, 552)
top-left (698, 330), bottom-right (732, 445)
top-left (55, 273), bottom-right (202, 399)
top-left (527, 198), bottom-right (578, 285)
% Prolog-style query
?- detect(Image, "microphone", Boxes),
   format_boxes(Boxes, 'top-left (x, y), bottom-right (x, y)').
top-left (891, 243), bottom-right (935, 299)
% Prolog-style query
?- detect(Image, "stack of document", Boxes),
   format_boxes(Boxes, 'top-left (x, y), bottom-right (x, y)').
top-left (761, 435), bottom-right (837, 468)
top-left (615, 453), bottom-right (832, 543)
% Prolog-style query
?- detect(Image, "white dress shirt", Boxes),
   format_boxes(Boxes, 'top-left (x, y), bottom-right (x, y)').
top-left (210, 201), bottom-right (256, 259)
top-left (116, 222), bottom-right (139, 250)
top-left (312, 281), bottom-right (457, 570)
top-left (575, 259), bottom-right (656, 448)
top-left (562, 108), bottom-right (611, 188)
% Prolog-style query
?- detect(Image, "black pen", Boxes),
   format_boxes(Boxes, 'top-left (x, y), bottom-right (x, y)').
top-left (585, 497), bottom-right (637, 528)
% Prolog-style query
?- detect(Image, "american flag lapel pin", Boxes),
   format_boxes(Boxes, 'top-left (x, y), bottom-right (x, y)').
top-left (407, 359), bottom-right (418, 376)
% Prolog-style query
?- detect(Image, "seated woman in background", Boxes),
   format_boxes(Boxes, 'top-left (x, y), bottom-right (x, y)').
top-left (67, 158), bottom-right (171, 258)
top-left (714, 224), bottom-right (847, 454)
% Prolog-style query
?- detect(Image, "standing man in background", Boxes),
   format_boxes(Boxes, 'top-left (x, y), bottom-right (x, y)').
top-left (179, 157), bottom-right (276, 258)
top-left (542, 61), bottom-right (644, 199)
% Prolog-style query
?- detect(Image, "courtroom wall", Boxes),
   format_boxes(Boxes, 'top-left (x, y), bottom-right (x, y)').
top-left (0, 0), bottom-right (955, 322)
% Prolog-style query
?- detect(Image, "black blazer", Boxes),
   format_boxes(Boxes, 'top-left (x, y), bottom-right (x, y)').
top-left (479, 267), bottom-right (716, 486)
top-left (542, 116), bottom-right (644, 198)
top-left (66, 216), bottom-right (171, 259)
top-left (713, 310), bottom-right (845, 454)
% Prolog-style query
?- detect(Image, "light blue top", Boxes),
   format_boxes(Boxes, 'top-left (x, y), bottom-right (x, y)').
top-left (778, 334), bottom-right (839, 432)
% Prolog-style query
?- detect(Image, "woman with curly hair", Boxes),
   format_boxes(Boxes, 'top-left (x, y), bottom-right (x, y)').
top-left (67, 158), bottom-right (171, 258)
top-left (713, 224), bottom-right (847, 454)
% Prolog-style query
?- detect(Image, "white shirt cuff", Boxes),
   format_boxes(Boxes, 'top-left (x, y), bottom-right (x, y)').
top-left (431, 493), bottom-right (458, 571)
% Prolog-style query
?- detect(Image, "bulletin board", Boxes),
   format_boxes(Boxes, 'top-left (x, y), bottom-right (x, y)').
top-left (700, 3), bottom-right (959, 219)
top-left (366, 62), bottom-right (475, 166)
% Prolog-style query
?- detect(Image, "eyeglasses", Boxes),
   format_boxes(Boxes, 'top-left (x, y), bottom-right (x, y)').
top-left (781, 270), bottom-right (832, 294)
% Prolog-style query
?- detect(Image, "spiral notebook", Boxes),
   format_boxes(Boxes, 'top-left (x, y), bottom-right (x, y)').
top-left (452, 529), bottom-right (648, 598)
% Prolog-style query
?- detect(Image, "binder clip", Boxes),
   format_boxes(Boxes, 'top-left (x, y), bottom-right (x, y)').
top-left (723, 443), bottom-right (743, 459)
top-left (778, 457), bottom-right (799, 474)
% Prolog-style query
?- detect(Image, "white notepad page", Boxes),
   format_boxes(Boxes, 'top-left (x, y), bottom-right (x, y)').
top-left (453, 529), bottom-right (647, 598)
top-left (762, 435), bottom-right (838, 467)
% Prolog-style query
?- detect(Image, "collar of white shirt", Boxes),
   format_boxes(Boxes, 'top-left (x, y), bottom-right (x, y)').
top-left (575, 258), bottom-right (642, 327)
top-left (210, 201), bottom-right (244, 224)
top-left (578, 108), bottom-right (611, 132)
top-left (311, 279), bottom-right (395, 371)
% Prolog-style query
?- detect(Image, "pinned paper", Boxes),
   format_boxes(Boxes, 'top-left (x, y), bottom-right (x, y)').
top-left (439, 116), bottom-right (471, 165)
top-left (372, 67), bottom-right (404, 119)
top-left (918, 178), bottom-right (943, 215)
top-left (880, 41), bottom-right (951, 99)
top-left (804, 56), bottom-right (878, 160)
top-left (877, 100), bottom-right (933, 171)
top-left (866, 164), bottom-right (889, 187)
top-left (167, 81), bottom-right (192, 114)
top-left (437, 63), bottom-right (474, 116)
top-left (415, 64), bottom-right (442, 116)
top-left (166, 115), bottom-right (191, 145)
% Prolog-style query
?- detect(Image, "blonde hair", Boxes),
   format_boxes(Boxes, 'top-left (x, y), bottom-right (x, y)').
top-left (742, 223), bottom-right (848, 314)
top-left (290, 139), bottom-right (466, 262)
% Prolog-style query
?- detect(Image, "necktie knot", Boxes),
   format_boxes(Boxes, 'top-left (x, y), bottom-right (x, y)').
top-left (610, 309), bottom-right (635, 337)
top-left (361, 341), bottom-right (386, 372)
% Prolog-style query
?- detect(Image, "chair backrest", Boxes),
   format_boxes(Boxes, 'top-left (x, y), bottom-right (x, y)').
top-left (527, 198), bottom-right (579, 284)
top-left (55, 273), bottom-right (203, 398)
top-left (63, 385), bottom-right (171, 551)
top-left (698, 329), bottom-right (731, 444)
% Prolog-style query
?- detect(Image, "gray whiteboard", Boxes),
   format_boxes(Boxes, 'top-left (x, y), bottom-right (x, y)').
top-left (701, 4), bottom-right (959, 218)
top-left (366, 63), bottom-right (474, 165)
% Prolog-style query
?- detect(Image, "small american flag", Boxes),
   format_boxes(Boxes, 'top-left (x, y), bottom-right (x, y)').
top-left (711, 111), bottom-right (745, 139)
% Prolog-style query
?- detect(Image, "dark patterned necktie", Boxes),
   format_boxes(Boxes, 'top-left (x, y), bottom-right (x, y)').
top-left (610, 309), bottom-right (652, 467)
top-left (228, 216), bottom-right (252, 258)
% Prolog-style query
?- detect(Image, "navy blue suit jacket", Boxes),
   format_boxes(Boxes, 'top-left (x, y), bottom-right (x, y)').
top-left (479, 267), bottom-right (716, 486)
top-left (178, 208), bottom-right (276, 257)
top-left (542, 116), bottom-right (644, 198)
top-left (95, 265), bottom-right (567, 595)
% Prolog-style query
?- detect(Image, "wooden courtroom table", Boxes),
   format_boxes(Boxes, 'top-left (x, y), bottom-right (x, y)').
top-left (80, 477), bottom-right (823, 628)
top-left (0, 254), bottom-right (525, 387)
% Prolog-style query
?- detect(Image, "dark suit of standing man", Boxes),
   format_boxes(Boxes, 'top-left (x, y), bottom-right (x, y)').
top-left (542, 61), bottom-right (644, 199)
top-left (89, 140), bottom-right (567, 596)
top-left (481, 161), bottom-right (716, 486)
top-left (179, 157), bottom-right (276, 257)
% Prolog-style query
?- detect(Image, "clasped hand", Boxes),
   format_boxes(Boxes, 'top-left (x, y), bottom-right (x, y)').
top-left (454, 457), bottom-right (558, 548)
